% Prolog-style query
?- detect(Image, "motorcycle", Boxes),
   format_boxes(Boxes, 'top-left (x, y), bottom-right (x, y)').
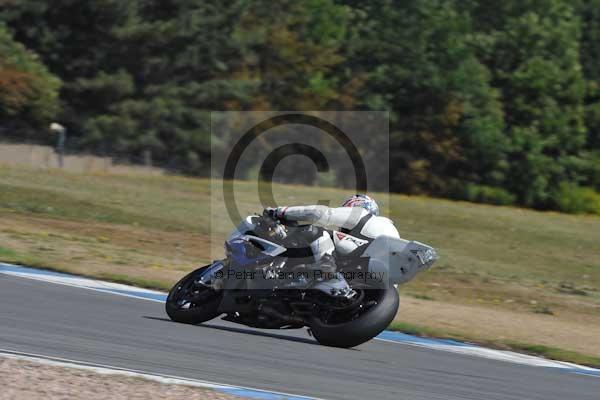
top-left (166, 213), bottom-right (437, 348)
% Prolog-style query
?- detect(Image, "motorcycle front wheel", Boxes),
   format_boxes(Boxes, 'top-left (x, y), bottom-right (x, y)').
top-left (165, 264), bottom-right (223, 324)
top-left (310, 288), bottom-right (399, 348)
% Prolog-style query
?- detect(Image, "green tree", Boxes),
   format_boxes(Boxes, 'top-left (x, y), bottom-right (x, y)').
top-left (1, 0), bottom-right (136, 137)
top-left (340, 0), bottom-right (506, 196)
top-left (580, 0), bottom-right (600, 150)
top-left (233, 0), bottom-right (350, 109)
top-left (577, 0), bottom-right (600, 190)
top-left (1, 0), bottom-right (598, 212)
top-left (0, 23), bottom-right (60, 135)
top-left (2, 0), bottom-right (255, 171)
top-left (467, 0), bottom-right (587, 207)
top-left (81, 0), bottom-right (255, 171)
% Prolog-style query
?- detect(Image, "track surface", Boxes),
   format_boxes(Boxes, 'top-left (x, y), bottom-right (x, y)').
top-left (1, 274), bottom-right (599, 400)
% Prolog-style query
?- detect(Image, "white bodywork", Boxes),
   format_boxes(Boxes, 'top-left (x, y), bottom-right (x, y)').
top-left (228, 216), bottom-right (258, 242)
top-left (362, 236), bottom-right (437, 284)
top-left (277, 205), bottom-right (400, 239)
top-left (332, 231), bottom-right (369, 255)
top-left (310, 231), bottom-right (335, 262)
top-left (276, 205), bottom-right (400, 260)
top-left (229, 212), bottom-right (437, 285)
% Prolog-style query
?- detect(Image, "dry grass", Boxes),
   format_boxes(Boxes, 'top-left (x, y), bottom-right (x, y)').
top-left (1, 164), bottom-right (599, 361)
top-left (0, 214), bottom-right (210, 290)
top-left (393, 296), bottom-right (600, 363)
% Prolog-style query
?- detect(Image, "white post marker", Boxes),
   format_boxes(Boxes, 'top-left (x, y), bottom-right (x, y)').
top-left (50, 122), bottom-right (67, 168)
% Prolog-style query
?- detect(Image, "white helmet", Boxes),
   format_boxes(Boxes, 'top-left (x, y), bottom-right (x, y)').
top-left (341, 194), bottom-right (379, 216)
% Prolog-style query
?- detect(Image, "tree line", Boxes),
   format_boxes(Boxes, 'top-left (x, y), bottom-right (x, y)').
top-left (1, 0), bottom-right (600, 214)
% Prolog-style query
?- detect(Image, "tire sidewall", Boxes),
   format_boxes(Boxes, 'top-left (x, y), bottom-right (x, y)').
top-left (310, 288), bottom-right (399, 348)
top-left (165, 265), bottom-right (223, 324)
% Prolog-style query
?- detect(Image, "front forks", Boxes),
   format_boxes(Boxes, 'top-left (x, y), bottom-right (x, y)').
top-left (194, 260), bottom-right (225, 290)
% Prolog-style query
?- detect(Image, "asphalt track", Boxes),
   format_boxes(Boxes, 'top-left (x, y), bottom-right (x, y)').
top-left (1, 273), bottom-right (600, 400)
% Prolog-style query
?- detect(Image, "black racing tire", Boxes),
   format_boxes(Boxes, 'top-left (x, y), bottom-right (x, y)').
top-left (165, 265), bottom-right (223, 324)
top-left (310, 288), bottom-right (399, 348)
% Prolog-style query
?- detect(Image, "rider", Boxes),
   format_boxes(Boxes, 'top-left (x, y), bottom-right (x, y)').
top-left (264, 194), bottom-right (400, 283)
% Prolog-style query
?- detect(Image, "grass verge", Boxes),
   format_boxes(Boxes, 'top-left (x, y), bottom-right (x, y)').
top-left (389, 321), bottom-right (600, 368)
top-left (95, 273), bottom-right (173, 292)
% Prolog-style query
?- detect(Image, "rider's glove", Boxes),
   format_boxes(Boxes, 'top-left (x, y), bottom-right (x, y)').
top-left (263, 207), bottom-right (278, 220)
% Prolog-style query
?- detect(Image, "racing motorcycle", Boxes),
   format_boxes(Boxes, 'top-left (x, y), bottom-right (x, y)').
top-left (166, 213), bottom-right (437, 348)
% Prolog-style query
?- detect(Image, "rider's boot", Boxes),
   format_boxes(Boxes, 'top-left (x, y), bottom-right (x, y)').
top-left (312, 254), bottom-right (357, 299)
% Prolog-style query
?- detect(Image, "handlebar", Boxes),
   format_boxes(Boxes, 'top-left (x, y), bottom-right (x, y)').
top-left (255, 214), bottom-right (287, 241)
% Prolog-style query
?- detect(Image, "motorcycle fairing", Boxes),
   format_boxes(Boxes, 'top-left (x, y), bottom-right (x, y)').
top-left (362, 235), bottom-right (437, 284)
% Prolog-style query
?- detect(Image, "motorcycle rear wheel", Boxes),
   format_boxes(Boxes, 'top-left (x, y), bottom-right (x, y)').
top-left (310, 288), bottom-right (399, 348)
top-left (165, 265), bottom-right (223, 324)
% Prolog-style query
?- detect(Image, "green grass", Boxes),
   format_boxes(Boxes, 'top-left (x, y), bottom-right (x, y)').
top-left (95, 273), bottom-right (173, 291)
top-left (0, 183), bottom-right (191, 231)
top-left (388, 321), bottom-right (456, 339)
top-left (2, 165), bottom-right (598, 290)
top-left (1, 163), bottom-right (599, 308)
top-left (1, 255), bottom-right (173, 292)
top-left (389, 322), bottom-right (600, 368)
top-left (0, 246), bottom-right (50, 269)
top-left (505, 342), bottom-right (600, 368)
top-left (0, 246), bottom-right (18, 259)
top-left (0, 166), bottom-right (209, 233)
